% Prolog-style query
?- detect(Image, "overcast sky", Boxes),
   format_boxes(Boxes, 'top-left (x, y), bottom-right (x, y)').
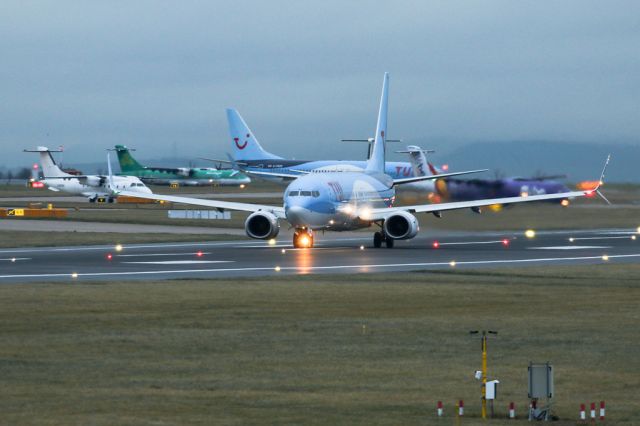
top-left (1, 1), bottom-right (638, 168)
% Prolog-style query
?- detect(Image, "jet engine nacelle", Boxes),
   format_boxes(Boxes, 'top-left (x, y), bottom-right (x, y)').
top-left (245, 211), bottom-right (280, 240)
top-left (85, 176), bottom-right (104, 187)
top-left (383, 211), bottom-right (419, 240)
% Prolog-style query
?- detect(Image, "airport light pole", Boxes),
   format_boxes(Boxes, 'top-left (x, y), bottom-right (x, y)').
top-left (470, 330), bottom-right (498, 419)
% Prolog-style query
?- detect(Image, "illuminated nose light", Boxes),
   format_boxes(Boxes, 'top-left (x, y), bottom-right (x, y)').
top-left (360, 245), bottom-right (365, 250)
top-left (240, 184), bottom-right (246, 189)
top-left (71, 272), bottom-right (78, 279)
top-left (11, 257), bottom-right (16, 263)
top-left (602, 255), bottom-right (609, 261)
top-left (114, 244), bottom-right (123, 252)
top-left (268, 239), bottom-right (276, 246)
top-left (632, 235), bottom-right (637, 241)
top-left (569, 237), bottom-right (575, 243)
top-left (561, 199), bottom-right (570, 207)
top-left (525, 230), bottom-right (536, 239)
top-left (432, 241), bottom-right (440, 249)
top-left (281, 249), bottom-right (286, 254)
top-left (449, 261), bottom-right (456, 267)
top-left (274, 266), bottom-right (281, 272)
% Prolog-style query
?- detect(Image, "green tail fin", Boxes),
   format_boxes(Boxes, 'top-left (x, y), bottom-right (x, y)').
top-left (115, 145), bottom-right (144, 172)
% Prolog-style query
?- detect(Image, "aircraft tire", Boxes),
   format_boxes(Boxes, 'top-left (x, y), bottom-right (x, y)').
top-left (385, 237), bottom-right (395, 249)
top-left (373, 232), bottom-right (383, 248)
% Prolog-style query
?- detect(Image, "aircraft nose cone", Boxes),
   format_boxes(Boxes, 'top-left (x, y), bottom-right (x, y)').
top-left (286, 205), bottom-right (307, 227)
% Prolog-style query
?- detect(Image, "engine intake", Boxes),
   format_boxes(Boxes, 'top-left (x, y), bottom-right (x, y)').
top-left (245, 211), bottom-right (280, 240)
top-left (383, 211), bottom-right (419, 240)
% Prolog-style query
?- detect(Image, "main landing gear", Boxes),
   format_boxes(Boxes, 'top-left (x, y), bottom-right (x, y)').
top-left (293, 228), bottom-right (314, 249)
top-left (373, 231), bottom-right (394, 249)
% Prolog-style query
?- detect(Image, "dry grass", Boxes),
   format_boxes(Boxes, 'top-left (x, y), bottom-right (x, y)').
top-left (0, 265), bottom-right (638, 425)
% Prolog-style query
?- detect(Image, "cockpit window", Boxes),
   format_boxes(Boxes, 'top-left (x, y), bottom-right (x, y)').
top-left (312, 191), bottom-right (320, 197)
top-left (300, 191), bottom-right (312, 196)
top-left (288, 191), bottom-right (299, 196)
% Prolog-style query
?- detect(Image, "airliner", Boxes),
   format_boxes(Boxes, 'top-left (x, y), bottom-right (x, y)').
top-left (118, 73), bottom-right (608, 248)
top-left (25, 147), bottom-right (152, 202)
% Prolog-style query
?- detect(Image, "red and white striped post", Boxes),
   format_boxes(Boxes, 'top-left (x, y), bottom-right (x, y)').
top-left (580, 404), bottom-right (586, 421)
top-left (590, 402), bottom-right (596, 420)
top-left (437, 401), bottom-right (443, 417)
top-left (599, 401), bottom-right (605, 421)
top-left (458, 400), bottom-right (464, 417)
top-left (509, 401), bottom-right (515, 419)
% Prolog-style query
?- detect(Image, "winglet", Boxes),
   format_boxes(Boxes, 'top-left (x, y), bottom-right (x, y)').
top-left (585, 154), bottom-right (611, 204)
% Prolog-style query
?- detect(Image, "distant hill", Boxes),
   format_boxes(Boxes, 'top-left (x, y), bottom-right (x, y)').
top-left (435, 141), bottom-right (639, 183)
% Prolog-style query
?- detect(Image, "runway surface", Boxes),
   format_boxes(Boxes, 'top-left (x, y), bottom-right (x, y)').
top-left (1, 227), bottom-right (638, 282)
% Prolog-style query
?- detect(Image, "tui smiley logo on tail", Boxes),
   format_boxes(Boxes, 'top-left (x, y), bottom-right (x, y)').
top-left (234, 133), bottom-right (250, 150)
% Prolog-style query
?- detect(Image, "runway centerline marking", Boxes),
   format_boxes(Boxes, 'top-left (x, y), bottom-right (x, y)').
top-left (529, 246), bottom-right (611, 250)
top-left (570, 236), bottom-right (637, 241)
top-left (117, 252), bottom-right (211, 257)
top-left (439, 240), bottom-right (511, 246)
top-left (123, 260), bottom-right (234, 265)
top-left (2, 253), bottom-right (640, 280)
top-left (0, 258), bottom-right (30, 262)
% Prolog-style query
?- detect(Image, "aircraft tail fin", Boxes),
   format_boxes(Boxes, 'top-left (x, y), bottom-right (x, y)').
top-left (226, 109), bottom-right (282, 161)
top-left (24, 146), bottom-right (70, 178)
top-left (397, 145), bottom-right (435, 177)
top-left (115, 145), bottom-right (144, 172)
top-left (366, 73), bottom-right (389, 173)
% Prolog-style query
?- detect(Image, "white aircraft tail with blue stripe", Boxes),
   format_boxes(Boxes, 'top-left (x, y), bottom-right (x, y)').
top-left (226, 109), bottom-right (282, 161)
top-left (366, 73), bottom-right (389, 174)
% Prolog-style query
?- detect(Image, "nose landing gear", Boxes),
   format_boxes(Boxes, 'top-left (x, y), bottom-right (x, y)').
top-left (293, 228), bottom-right (314, 248)
top-left (373, 231), bottom-right (394, 248)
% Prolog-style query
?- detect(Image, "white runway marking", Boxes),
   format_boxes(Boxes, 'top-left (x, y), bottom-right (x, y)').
top-left (529, 246), bottom-right (611, 250)
top-left (570, 236), bottom-right (636, 241)
top-left (123, 260), bottom-right (234, 265)
top-left (439, 240), bottom-right (508, 246)
top-left (2, 253), bottom-right (639, 280)
top-left (117, 252), bottom-right (211, 257)
top-left (0, 258), bottom-right (30, 262)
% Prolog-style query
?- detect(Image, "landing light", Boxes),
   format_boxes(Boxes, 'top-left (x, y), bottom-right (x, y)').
top-left (359, 207), bottom-right (372, 220)
top-left (520, 192), bottom-right (529, 197)
top-left (631, 235), bottom-right (637, 241)
top-left (602, 255), bottom-right (609, 261)
top-left (299, 235), bottom-right (311, 248)
top-left (569, 237), bottom-right (575, 243)
top-left (637, 226), bottom-right (640, 234)
top-left (71, 272), bottom-right (78, 279)
top-left (115, 244), bottom-right (123, 252)
top-left (268, 239), bottom-right (276, 246)
top-left (449, 260), bottom-right (456, 267)
top-left (525, 230), bottom-right (536, 239)
top-left (240, 184), bottom-right (246, 189)
top-left (360, 245), bottom-right (365, 250)
top-left (11, 258), bottom-right (16, 263)
top-left (274, 266), bottom-right (281, 272)
top-left (561, 199), bottom-right (570, 207)
top-left (281, 249), bottom-right (286, 254)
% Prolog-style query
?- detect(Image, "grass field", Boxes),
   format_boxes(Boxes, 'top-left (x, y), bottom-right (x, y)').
top-left (0, 231), bottom-right (238, 248)
top-left (0, 265), bottom-right (638, 425)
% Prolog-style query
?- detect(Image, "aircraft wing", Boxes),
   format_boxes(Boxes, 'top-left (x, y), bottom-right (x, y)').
top-left (370, 189), bottom-right (591, 220)
top-left (117, 190), bottom-right (286, 218)
top-left (392, 169), bottom-right (488, 186)
top-left (245, 170), bottom-right (306, 180)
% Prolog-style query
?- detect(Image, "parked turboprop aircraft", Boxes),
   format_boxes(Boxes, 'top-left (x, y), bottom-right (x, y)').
top-left (25, 147), bottom-right (152, 202)
top-left (114, 145), bottom-right (250, 187)
top-left (118, 73), bottom-right (608, 248)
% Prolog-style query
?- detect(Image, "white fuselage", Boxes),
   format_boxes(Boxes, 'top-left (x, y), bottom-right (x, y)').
top-left (42, 175), bottom-right (152, 199)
